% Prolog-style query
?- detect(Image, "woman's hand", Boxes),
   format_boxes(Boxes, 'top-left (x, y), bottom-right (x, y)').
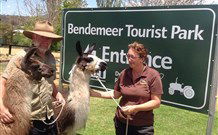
top-left (122, 105), bottom-right (138, 115)
top-left (54, 92), bottom-right (66, 108)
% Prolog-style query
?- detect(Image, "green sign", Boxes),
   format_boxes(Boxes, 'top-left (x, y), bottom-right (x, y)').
top-left (61, 6), bottom-right (218, 114)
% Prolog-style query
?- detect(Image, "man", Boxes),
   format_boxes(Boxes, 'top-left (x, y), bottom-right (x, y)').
top-left (0, 20), bottom-right (66, 135)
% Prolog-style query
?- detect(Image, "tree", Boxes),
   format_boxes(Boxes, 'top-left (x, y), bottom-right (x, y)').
top-left (96, 0), bottom-right (210, 8)
top-left (14, 0), bottom-right (87, 50)
top-left (21, 0), bottom-right (87, 23)
top-left (96, 0), bottom-right (122, 7)
top-left (44, 0), bottom-right (62, 24)
top-left (0, 16), bottom-right (19, 44)
top-left (0, 22), bottom-right (12, 44)
top-left (124, 0), bottom-right (206, 7)
top-left (51, 0), bottom-right (87, 51)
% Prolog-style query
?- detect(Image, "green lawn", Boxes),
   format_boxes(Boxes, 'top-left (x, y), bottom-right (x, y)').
top-left (78, 97), bottom-right (218, 135)
top-left (217, 101), bottom-right (218, 112)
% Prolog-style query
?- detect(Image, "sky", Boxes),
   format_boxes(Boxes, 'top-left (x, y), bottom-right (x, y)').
top-left (87, 0), bottom-right (97, 7)
top-left (1, 0), bottom-right (27, 15)
top-left (0, 0), bottom-right (217, 16)
top-left (0, 0), bottom-right (97, 16)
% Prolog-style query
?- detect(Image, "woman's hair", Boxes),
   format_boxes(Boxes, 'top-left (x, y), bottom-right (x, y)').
top-left (128, 41), bottom-right (148, 62)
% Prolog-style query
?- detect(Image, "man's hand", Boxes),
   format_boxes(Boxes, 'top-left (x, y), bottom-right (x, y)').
top-left (0, 105), bottom-right (14, 124)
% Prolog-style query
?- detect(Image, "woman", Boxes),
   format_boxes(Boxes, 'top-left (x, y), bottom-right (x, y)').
top-left (90, 41), bottom-right (163, 135)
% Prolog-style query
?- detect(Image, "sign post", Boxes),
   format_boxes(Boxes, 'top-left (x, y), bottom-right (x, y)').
top-left (61, 5), bottom-right (218, 134)
top-left (206, 27), bottom-right (218, 135)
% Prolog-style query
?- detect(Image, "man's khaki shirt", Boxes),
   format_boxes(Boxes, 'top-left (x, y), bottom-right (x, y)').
top-left (2, 49), bottom-right (56, 121)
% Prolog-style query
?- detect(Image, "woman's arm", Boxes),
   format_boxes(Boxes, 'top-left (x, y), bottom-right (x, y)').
top-left (122, 93), bottom-right (161, 115)
top-left (90, 89), bottom-right (122, 99)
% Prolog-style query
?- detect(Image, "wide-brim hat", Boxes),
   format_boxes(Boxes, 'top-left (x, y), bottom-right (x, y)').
top-left (23, 20), bottom-right (63, 42)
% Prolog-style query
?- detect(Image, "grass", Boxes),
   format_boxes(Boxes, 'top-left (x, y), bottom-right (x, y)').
top-left (78, 97), bottom-right (218, 135)
top-left (77, 98), bottom-right (117, 135)
top-left (217, 101), bottom-right (218, 112)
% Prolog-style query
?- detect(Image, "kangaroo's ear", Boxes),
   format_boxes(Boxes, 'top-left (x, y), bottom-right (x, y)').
top-left (86, 44), bottom-right (95, 54)
top-left (76, 41), bottom-right (83, 56)
top-left (21, 47), bottom-right (37, 69)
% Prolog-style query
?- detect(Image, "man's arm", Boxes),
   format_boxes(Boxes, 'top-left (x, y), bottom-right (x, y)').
top-left (0, 77), bottom-right (14, 124)
top-left (52, 83), bottom-right (66, 106)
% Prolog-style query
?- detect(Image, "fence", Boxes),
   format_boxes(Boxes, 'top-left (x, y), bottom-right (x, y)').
top-left (0, 44), bottom-right (29, 55)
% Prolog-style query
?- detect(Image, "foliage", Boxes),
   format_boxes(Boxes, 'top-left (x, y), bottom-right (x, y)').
top-left (47, 0), bottom-right (87, 51)
top-left (63, 0), bottom-right (87, 8)
top-left (77, 97), bottom-right (218, 135)
top-left (96, 0), bottom-right (209, 7)
top-left (49, 0), bottom-right (88, 51)
top-left (123, 0), bottom-right (206, 7)
top-left (96, 0), bottom-right (122, 7)
top-left (4, 0), bottom-right (87, 51)
top-left (12, 17), bottom-right (40, 46)
top-left (12, 33), bottom-right (32, 46)
top-left (12, 17), bottom-right (42, 46)
top-left (0, 22), bottom-right (13, 44)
